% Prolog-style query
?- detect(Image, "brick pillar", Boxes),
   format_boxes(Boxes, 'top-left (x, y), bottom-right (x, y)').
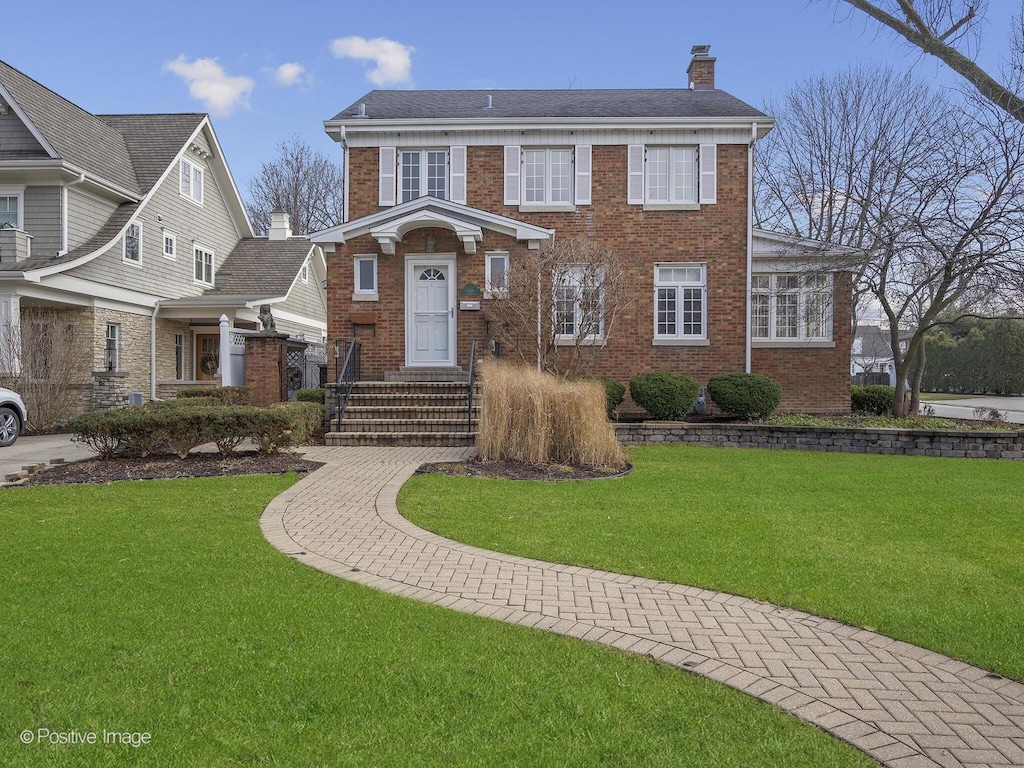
top-left (245, 333), bottom-right (289, 405)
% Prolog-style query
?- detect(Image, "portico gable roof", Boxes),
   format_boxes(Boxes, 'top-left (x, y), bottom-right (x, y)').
top-left (309, 197), bottom-right (555, 255)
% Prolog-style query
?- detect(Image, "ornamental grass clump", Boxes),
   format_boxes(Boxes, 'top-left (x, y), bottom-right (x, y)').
top-left (478, 361), bottom-right (624, 468)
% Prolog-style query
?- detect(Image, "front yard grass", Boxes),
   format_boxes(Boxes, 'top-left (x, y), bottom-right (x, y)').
top-left (0, 476), bottom-right (871, 767)
top-left (401, 445), bottom-right (1024, 682)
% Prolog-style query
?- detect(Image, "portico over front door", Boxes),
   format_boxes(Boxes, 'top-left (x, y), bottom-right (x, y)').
top-left (406, 256), bottom-right (456, 366)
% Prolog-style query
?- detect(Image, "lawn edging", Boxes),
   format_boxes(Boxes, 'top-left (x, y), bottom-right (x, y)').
top-left (615, 422), bottom-right (1024, 459)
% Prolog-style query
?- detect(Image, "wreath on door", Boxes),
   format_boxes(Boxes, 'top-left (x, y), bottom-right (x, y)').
top-left (199, 354), bottom-right (219, 376)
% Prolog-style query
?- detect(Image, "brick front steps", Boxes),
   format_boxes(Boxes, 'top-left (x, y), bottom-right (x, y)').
top-left (326, 380), bottom-right (479, 447)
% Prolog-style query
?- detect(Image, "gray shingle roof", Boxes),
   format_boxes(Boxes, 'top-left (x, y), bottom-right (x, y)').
top-left (331, 88), bottom-right (768, 121)
top-left (98, 114), bottom-right (205, 192)
top-left (208, 238), bottom-right (315, 297)
top-left (0, 60), bottom-right (141, 194)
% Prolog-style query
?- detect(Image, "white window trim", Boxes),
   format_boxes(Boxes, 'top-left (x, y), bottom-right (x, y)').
top-left (122, 222), bottom-right (142, 265)
top-left (193, 244), bottom-right (215, 287)
top-left (180, 158), bottom-right (204, 206)
top-left (162, 231), bottom-right (176, 260)
top-left (653, 262), bottom-right (707, 343)
top-left (521, 147), bottom-right (574, 207)
top-left (644, 146), bottom-right (698, 207)
top-left (300, 261), bottom-right (309, 284)
top-left (484, 251), bottom-right (509, 298)
top-left (751, 272), bottom-right (834, 345)
top-left (553, 266), bottom-right (605, 343)
top-left (0, 186), bottom-right (25, 230)
top-left (399, 149), bottom-right (448, 203)
top-left (353, 255), bottom-right (378, 301)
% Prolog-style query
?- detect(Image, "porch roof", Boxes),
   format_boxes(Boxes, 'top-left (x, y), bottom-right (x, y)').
top-left (309, 197), bottom-right (555, 255)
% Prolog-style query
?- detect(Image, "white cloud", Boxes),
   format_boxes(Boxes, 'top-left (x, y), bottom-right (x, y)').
top-left (330, 36), bottom-right (413, 86)
top-left (275, 62), bottom-right (307, 87)
top-left (163, 55), bottom-right (254, 117)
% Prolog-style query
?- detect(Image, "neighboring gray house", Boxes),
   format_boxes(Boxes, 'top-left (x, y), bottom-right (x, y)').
top-left (0, 59), bottom-right (326, 414)
top-left (852, 324), bottom-right (909, 386)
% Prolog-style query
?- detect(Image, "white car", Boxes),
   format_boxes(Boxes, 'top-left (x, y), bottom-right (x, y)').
top-left (0, 387), bottom-right (27, 447)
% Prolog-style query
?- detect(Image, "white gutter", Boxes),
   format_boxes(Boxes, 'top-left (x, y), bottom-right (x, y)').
top-left (59, 172), bottom-right (86, 256)
top-left (745, 121), bottom-right (757, 374)
top-left (150, 299), bottom-right (162, 402)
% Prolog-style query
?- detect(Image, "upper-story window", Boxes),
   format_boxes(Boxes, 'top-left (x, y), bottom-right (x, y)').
top-left (379, 146), bottom-right (466, 206)
top-left (504, 145), bottom-right (591, 208)
top-left (628, 144), bottom-right (716, 208)
top-left (0, 193), bottom-right (21, 229)
top-left (752, 273), bottom-right (832, 342)
top-left (194, 245), bottom-right (214, 286)
top-left (123, 222), bottom-right (142, 263)
top-left (180, 158), bottom-right (204, 205)
top-left (400, 150), bottom-right (447, 202)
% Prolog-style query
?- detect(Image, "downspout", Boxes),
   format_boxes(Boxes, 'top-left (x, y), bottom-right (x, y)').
top-left (745, 122), bottom-right (757, 374)
top-left (150, 299), bottom-right (162, 402)
top-left (59, 173), bottom-right (86, 256)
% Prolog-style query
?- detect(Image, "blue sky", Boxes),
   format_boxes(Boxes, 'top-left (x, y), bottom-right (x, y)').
top-left (4, 0), bottom-right (1020, 195)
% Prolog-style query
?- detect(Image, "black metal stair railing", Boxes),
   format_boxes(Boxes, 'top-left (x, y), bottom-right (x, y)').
top-left (331, 340), bottom-right (361, 431)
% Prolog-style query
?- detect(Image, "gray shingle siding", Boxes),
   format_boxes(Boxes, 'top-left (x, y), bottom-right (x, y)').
top-left (0, 109), bottom-right (46, 156)
top-left (23, 185), bottom-right (60, 258)
top-left (67, 187), bottom-right (118, 251)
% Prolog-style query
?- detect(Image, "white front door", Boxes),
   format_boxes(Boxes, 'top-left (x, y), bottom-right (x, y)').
top-left (406, 256), bottom-right (456, 366)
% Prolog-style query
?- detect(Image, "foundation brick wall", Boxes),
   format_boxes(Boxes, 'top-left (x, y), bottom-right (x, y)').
top-left (331, 143), bottom-right (852, 412)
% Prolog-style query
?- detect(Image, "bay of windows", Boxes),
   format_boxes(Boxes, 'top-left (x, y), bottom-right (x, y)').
top-left (752, 273), bottom-right (832, 342)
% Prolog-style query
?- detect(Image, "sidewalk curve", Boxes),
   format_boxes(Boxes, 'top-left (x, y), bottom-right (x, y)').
top-left (261, 447), bottom-right (1024, 768)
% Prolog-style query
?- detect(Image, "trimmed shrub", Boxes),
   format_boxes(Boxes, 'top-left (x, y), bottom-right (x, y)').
top-left (707, 373), bottom-right (782, 420)
top-left (175, 386), bottom-right (252, 405)
top-left (852, 385), bottom-right (895, 415)
top-left (478, 361), bottom-right (625, 468)
top-left (578, 376), bottom-right (626, 417)
top-left (166, 396), bottom-right (222, 409)
top-left (297, 388), bottom-right (326, 404)
top-left (629, 372), bottom-right (700, 420)
top-left (271, 401), bottom-right (325, 447)
top-left (68, 410), bottom-right (133, 459)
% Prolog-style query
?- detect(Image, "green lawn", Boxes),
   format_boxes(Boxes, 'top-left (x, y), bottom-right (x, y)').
top-left (401, 445), bottom-right (1024, 682)
top-left (919, 392), bottom-right (981, 401)
top-left (0, 476), bottom-right (872, 767)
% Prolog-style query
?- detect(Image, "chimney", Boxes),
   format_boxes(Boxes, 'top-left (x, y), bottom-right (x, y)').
top-left (687, 45), bottom-right (715, 90)
top-left (268, 209), bottom-right (292, 241)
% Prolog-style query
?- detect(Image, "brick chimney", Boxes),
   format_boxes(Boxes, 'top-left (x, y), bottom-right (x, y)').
top-left (687, 45), bottom-right (716, 90)
top-left (268, 209), bottom-right (292, 240)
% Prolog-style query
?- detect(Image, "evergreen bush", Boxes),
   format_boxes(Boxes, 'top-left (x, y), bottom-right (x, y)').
top-left (707, 373), bottom-right (782, 420)
top-left (628, 372), bottom-right (700, 420)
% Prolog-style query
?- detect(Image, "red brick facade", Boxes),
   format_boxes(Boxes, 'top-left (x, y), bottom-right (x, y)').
top-left (325, 143), bottom-right (851, 414)
top-left (245, 333), bottom-right (288, 405)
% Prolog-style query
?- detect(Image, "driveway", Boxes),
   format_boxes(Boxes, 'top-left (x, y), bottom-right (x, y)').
top-left (923, 395), bottom-right (1024, 425)
top-left (0, 434), bottom-right (96, 482)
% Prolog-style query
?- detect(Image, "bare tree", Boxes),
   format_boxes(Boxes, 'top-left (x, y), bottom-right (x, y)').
top-left (245, 137), bottom-right (344, 236)
top-left (757, 67), bottom-right (1024, 415)
top-left (485, 238), bottom-right (631, 378)
top-left (0, 309), bottom-right (90, 429)
top-left (835, 0), bottom-right (1024, 121)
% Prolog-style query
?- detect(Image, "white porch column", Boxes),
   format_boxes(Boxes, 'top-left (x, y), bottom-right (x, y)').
top-left (219, 314), bottom-right (233, 386)
top-left (0, 294), bottom-right (21, 376)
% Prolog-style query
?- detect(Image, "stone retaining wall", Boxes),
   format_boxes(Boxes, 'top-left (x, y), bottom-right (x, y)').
top-left (615, 422), bottom-right (1024, 460)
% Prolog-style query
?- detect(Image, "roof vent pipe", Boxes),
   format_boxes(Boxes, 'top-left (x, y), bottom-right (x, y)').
top-left (357, 102), bottom-right (366, 117)
top-left (484, 94), bottom-right (492, 109)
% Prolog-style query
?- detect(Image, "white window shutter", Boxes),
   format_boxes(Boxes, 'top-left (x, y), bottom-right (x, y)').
top-left (449, 146), bottom-right (467, 205)
top-left (627, 144), bottom-right (645, 205)
top-left (574, 145), bottom-right (592, 205)
top-left (504, 145), bottom-right (521, 206)
top-left (699, 144), bottom-right (717, 204)
top-left (379, 146), bottom-right (396, 206)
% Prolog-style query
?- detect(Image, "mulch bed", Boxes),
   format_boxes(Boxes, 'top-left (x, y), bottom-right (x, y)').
top-left (17, 451), bottom-right (325, 487)
top-left (415, 459), bottom-right (632, 482)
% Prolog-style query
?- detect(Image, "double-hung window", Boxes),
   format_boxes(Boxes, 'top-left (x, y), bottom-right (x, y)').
top-left (163, 232), bottom-right (176, 259)
top-left (180, 158), bottom-right (204, 204)
top-left (0, 193), bottom-right (20, 229)
top-left (485, 252), bottom-right (508, 297)
top-left (400, 150), bottom-right (447, 202)
top-left (194, 246), bottom-right (214, 286)
top-left (553, 266), bottom-right (604, 341)
top-left (752, 273), bottom-right (833, 342)
top-left (174, 332), bottom-right (186, 380)
top-left (104, 324), bottom-right (119, 371)
top-left (523, 148), bottom-right (573, 205)
top-left (123, 222), bottom-right (141, 263)
top-left (654, 263), bottom-right (706, 340)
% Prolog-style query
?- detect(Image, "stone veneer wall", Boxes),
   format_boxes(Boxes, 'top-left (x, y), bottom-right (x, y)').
top-left (615, 422), bottom-right (1024, 460)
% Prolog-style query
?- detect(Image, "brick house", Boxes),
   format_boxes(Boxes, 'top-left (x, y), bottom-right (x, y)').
top-left (0, 60), bottom-right (326, 418)
top-left (312, 47), bottom-right (854, 414)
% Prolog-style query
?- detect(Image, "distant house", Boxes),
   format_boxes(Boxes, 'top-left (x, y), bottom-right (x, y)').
top-left (0, 60), bottom-right (326, 414)
top-left (851, 325), bottom-right (909, 386)
top-left (312, 46), bottom-right (856, 413)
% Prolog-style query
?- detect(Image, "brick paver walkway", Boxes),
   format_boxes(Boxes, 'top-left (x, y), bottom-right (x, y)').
top-left (261, 447), bottom-right (1024, 768)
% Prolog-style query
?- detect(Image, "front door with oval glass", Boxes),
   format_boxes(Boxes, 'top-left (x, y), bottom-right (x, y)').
top-left (406, 258), bottom-right (456, 366)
